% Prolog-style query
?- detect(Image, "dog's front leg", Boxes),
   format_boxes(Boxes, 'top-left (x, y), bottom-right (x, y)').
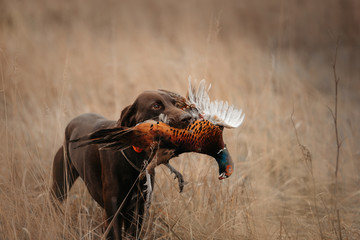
top-left (102, 186), bottom-right (125, 240)
top-left (142, 159), bottom-right (157, 208)
top-left (144, 169), bottom-right (153, 208)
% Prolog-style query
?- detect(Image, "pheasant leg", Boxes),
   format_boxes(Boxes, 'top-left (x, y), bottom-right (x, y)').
top-left (165, 163), bottom-right (186, 193)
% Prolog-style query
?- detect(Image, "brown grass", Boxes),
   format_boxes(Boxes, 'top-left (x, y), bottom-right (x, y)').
top-left (1, 0), bottom-right (360, 239)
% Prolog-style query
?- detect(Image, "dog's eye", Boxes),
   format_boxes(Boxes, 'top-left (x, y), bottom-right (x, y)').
top-left (152, 103), bottom-right (162, 110)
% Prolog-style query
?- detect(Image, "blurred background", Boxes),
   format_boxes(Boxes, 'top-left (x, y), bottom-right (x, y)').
top-left (0, 0), bottom-right (359, 239)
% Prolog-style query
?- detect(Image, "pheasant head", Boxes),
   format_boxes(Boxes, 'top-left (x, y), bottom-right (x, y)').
top-left (214, 147), bottom-right (234, 180)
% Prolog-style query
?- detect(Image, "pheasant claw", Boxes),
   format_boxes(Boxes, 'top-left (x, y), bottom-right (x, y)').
top-left (166, 163), bottom-right (187, 193)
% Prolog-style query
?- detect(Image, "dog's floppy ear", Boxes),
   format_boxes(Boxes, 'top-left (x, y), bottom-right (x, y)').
top-left (117, 105), bottom-right (137, 127)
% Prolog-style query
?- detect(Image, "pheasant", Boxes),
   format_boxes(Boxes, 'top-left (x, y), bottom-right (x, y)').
top-left (75, 118), bottom-right (234, 180)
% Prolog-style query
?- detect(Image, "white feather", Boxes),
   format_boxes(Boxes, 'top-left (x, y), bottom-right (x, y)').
top-left (187, 77), bottom-right (245, 128)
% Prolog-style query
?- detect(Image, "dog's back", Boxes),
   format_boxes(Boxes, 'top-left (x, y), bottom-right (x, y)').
top-left (52, 113), bottom-right (111, 203)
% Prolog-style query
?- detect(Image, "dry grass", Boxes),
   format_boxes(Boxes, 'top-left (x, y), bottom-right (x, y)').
top-left (1, 0), bottom-right (360, 239)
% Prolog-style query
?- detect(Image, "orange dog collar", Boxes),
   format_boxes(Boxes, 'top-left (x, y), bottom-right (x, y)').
top-left (132, 146), bottom-right (143, 153)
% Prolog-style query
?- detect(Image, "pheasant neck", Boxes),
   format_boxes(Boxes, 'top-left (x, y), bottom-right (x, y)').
top-left (215, 147), bottom-right (234, 179)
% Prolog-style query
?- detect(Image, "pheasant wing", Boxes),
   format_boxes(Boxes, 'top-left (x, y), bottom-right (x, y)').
top-left (187, 77), bottom-right (245, 128)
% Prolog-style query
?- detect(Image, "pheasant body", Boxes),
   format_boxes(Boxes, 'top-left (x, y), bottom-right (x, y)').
top-left (74, 119), bottom-right (234, 179)
top-left (134, 119), bottom-right (224, 156)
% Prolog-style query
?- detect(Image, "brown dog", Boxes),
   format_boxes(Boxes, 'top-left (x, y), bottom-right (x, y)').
top-left (51, 90), bottom-right (192, 239)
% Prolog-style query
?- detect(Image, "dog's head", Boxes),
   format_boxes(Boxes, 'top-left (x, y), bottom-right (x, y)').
top-left (117, 90), bottom-right (192, 128)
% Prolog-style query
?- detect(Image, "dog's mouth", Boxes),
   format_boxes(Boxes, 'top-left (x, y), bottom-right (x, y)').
top-left (158, 114), bottom-right (169, 124)
top-left (172, 121), bottom-right (192, 129)
top-left (158, 113), bottom-right (194, 129)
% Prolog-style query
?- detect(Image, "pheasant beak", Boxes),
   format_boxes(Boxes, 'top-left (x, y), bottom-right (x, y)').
top-left (218, 164), bottom-right (234, 180)
top-left (215, 147), bottom-right (234, 180)
top-left (218, 173), bottom-right (227, 180)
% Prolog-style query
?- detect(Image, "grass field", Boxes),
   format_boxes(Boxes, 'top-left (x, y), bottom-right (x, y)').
top-left (1, 0), bottom-right (360, 239)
